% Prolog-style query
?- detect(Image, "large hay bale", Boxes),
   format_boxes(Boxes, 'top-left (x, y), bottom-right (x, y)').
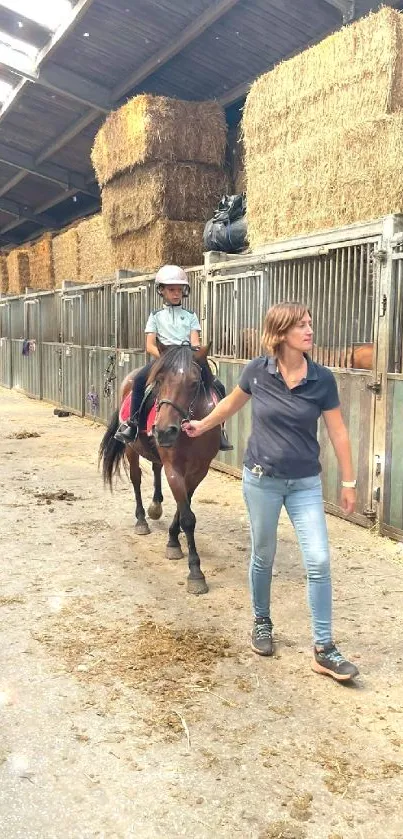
top-left (244, 7), bottom-right (403, 245)
top-left (29, 232), bottom-right (54, 290)
top-left (7, 249), bottom-right (30, 295)
top-left (53, 227), bottom-right (80, 287)
top-left (245, 8), bottom-right (403, 153)
top-left (111, 220), bottom-right (205, 272)
top-left (227, 125), bottom-right (245, 194)
top-left (77, 214), bottom-right (115, 284)
top-left (0, 254), bottom-right (8, 294)
top-left (92, 95), bottom-right (226, 186)
top-left (102, 163), bottom-right (229, 238)
top-left (247, 113), bottom-right (403, 243)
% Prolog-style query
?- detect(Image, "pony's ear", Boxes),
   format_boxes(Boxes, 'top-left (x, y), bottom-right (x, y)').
top-left (194, 342), bottom-right (212, 362)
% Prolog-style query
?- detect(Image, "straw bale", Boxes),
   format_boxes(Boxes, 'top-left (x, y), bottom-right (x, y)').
top-left (101, 163), bottom-right (229, 238)
top-left (246, 113), bottom-right (403, 245)
top-left (0, 254), bottom-right (8, 294)
top-left (53, 227), bottom-right (80, 287)
top-left (111, 220), bottom-right (205, 272)
top-left (227, 125), bottom-right (245, 194)
top-left (91, 95), bottom-right (226, 186)
top-left (244, 8), bottom-right (403, 155)
top-left (77, 214), bottom-right (115, 284)
top-left (7, 249), bottom-right (30, 295)
top-left (29, 233), bottom-right (54, 290)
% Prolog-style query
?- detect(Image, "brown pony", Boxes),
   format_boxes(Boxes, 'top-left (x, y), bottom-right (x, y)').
top-left (99, 344), bottom-right (220, 595)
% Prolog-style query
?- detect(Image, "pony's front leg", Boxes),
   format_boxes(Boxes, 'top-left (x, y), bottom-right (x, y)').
top-left (179, 500), bottom-right (208, 596)
top-left (128, 451), bottom-right (150, 535)
top-left (148, 462), bottom-right (163, 520)
top-left (166, 508), bottom-right (184, 560)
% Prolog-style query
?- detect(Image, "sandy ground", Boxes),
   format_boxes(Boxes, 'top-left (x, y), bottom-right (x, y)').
top-left (1, 387), bottom-right (403, 839)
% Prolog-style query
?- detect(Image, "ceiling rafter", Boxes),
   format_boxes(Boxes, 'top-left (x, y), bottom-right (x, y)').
top-left (0, 141), bottom-right (97, 195)
top-left (0, 195), bottom-right (55, 226)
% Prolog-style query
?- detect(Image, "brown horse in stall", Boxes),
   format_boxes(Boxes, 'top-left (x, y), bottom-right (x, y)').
top-left (99, 344), bottom-right (220, 595)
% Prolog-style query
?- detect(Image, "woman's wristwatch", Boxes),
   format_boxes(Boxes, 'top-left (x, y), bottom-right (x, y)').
top-left (341, 480), bottom-right (357, 488)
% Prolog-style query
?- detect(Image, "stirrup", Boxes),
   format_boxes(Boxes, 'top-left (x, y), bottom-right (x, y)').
top-left (219, 428), bottom-right (233, 451)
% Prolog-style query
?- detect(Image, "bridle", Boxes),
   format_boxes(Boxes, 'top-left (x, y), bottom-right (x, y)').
top-left (154, 361), bottom-right (205, 426)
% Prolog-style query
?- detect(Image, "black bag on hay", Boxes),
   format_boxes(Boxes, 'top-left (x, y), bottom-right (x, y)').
top-left (203, 193), bottom-right (247, 254)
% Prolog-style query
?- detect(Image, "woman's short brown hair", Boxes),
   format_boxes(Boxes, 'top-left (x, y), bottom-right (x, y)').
top-left (261, 301), bottom-right (310, 356)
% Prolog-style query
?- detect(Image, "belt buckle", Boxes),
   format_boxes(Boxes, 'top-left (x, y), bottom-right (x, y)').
top-left (251, 464), bottom-right (263, 477)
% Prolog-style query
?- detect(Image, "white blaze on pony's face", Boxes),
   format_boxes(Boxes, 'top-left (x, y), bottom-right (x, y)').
top-left (283, 311), bottom-right (314, 353)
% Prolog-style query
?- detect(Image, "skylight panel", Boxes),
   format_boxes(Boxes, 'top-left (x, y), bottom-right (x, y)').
top-left (0, 1), bottom-right (72, 33)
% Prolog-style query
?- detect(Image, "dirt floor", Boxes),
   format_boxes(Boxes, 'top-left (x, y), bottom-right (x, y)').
top-left (1, 387), bottom-right (403, 839)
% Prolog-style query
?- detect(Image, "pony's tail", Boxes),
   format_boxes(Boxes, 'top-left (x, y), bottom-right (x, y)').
top-left (99, 409), bottom-right (126, 489)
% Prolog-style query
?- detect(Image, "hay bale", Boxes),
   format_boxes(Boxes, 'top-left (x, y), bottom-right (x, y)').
top-left (91, 95), bottom-right (226, 186)
top-left (227, 125), bottom-right (245, 194)
top-left (29, 232), bottom-right (54, 290)
top-left (0, 254), bottom-right (8, 294)
top-left (246, 114), bottom-right (403, 243)
top-left (77, 214), bottom-right (115, 284)
top-left (111, 220), bottom-right (204, 272)
top-left (243, 7), bottom-right (403, 245)
top-left (7, 249), bottom-right (30, 295)
top-left (53, 227), bottom-right (80, 287)
top-left (245, 8), bottom-right (403, 153)
top-left (102, 163), bottom-right (229, 238)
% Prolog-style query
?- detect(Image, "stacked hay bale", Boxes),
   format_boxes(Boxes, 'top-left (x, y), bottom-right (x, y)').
top-left (0, 254), bottom-right (8, 294)
top-left (227, 125), bottom-right (245, 194)
top-left (52, 226), bottom-right (80, 287)
top-left (77, 214), bottom-right (115, 283)
top-left (7, 248), bottom-right (30, 294)
top-left (91, 95), bottom-right (228, 271)
top-left (29, 232), bottom-right (54, 289)
top-left (244, 8), bottom-right (403, 246)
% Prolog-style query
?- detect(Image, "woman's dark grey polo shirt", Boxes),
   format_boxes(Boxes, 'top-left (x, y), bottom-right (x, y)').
top-left (238, 355), bottom-right (340, 479)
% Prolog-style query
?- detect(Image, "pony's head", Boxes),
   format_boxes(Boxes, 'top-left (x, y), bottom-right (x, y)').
top-left (148, 343), bottom-right (212, 447)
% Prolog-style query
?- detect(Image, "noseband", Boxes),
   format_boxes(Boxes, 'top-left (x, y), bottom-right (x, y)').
top-left (155, 362), bottom-right (204, 425)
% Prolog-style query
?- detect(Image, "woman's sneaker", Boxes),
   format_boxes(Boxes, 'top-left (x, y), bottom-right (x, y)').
top-left (312, 643), bottom-right (359, 681)
top-left (251, 617), bottom-right (273, 656)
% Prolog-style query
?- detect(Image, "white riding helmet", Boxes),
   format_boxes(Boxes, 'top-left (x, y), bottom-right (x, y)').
top-left (155, 264), bottom-right (190, 295)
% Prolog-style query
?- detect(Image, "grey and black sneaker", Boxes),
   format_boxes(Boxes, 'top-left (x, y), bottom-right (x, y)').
top-left (312, 643), bottom-right (359, 681)
top-left (251, 617), bottom-right (273, 656)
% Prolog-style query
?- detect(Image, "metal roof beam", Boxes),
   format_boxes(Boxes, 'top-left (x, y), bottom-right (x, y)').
top-left (0, 196), bottom-right (55, 227)
top-left (0, 54), bottom-right (111, 111)
top-left (0, 0), bottom-right (97, 124)
top-left (321, 0), bottom-right (355, 22)
top-left (112, 0), bottom-right (244, 100)
top-left (0, 142), bottom-right (97, 195)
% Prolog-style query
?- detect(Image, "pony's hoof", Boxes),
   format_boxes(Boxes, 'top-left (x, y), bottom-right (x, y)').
top-left (187, 576), bottom-right (209, 596)
top-left (134, 521), bottom-right (151, 535)
top-left (148, 502), bottom-right (163, 520)
top-left (166, 545), bottom-right (184, 560)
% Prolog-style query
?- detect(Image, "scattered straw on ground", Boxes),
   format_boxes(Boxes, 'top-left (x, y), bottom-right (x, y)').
top-left (101, 163), bottom-right (229, 238)
top-left (91, 95), bottom-right (226, 186)
top-left (35, 603), bottom-right (235, 736)
top-left (7, 430), bottom-right (41, 439)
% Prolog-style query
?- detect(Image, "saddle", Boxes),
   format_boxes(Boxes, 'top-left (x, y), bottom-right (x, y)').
top-left (119, 388), bottom-right (157, 436)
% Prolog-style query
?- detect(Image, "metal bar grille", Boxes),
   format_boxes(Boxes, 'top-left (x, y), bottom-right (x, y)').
top-left (208, 244), bottom-right (376, 367)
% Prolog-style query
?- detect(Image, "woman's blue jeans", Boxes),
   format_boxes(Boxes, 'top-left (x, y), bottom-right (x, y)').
top-left (242, 467), bottom-right (332, 646)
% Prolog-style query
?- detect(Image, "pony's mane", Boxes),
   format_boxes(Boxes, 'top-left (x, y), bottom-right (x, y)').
top-left (148, 344), bottom-right (213, 388)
